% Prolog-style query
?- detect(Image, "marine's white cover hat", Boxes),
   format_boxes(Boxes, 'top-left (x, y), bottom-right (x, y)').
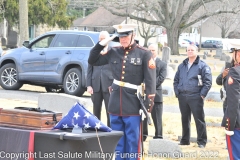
top-left (113, 24), bottom-right (138, 37)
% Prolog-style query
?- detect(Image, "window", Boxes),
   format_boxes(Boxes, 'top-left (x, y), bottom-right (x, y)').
top-left (31, 35), bottom-right (55, 49)
top-left (53, 34), bottom-right (78, 47)
top-left (76, 35), bottom-right (94, 47)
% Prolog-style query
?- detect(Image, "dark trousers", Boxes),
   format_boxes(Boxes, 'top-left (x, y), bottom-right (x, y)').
top-left (91, 87), bottom-right (110, 127)
top-left (143, 102), bottom-right (163, 140)
top-left (178, 94), bottom-right (207, 146)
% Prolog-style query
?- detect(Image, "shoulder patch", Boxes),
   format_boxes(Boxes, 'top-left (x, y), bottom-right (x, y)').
top-left (228, 76), bottom-right (233, 85)
top-left (205, 67), bottom-right (210, 73)
top-left (148, 58), bottom-right (156, 69)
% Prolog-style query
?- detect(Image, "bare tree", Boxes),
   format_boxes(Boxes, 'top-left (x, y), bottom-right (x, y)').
top-left (211, 1), bottom-right (240, 38)
top-left (137, 21), bottom-right (159, 47)
top-left (135, 11), bottom-right (159, 47)
top-left (100, 0), bottom-right (240, 55)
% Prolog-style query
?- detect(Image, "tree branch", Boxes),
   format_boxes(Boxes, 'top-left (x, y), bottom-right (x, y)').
top-left (182, 10), bottom-right (239, 30)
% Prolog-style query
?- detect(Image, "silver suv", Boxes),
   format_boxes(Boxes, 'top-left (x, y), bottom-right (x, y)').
top-left (0, 30), bottom-right (100, 96)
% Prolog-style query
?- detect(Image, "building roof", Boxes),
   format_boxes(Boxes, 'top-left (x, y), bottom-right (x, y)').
top-left (73, 7), bottom-right (126, 27)
top-left (72, 17), bottom-right (85, 26)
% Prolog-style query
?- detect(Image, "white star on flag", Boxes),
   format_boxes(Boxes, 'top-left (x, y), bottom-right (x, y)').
top-left (63, 124), bottom-right (68, 128)
top-left (84, 112), bottom-right (91, 118)
top-left (95, 122), bottom-right (102, 129)
top-left (73, 112), bottom-right (80, 120)
top-left (73, 123), bottom-right (79, 128)
top-left (84, 123), bottom-right (91, 129)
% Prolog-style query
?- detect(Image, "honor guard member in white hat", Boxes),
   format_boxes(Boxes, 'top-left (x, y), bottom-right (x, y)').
top-left (88, 24), bottom-right (156, 160)
top-left (222, 41), bottom-right (240, 160)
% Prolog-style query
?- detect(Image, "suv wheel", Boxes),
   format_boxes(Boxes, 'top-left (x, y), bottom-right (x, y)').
top-left (63, 68), bottom-right (85, 97)
top-left (45, 86), bottom-right (64, 93)
top-left (0, 63), bottom-right (23, 90)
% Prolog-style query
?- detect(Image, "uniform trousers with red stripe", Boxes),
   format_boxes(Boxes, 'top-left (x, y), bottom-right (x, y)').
top-left (110, 114), bottom-right (141, 160)
top-left (226, 129), bottom-right (240, 160)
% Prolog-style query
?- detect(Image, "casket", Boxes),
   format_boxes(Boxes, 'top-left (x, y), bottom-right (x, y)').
top-left (0, 108), bottom-right (62, 130)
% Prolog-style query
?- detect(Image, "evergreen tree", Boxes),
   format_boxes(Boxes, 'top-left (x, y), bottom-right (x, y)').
top-left (2, 0), bottom-right (74, 29)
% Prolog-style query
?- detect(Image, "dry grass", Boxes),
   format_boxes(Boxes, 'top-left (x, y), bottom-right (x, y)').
top-left (143, 113), bottom-right (228, 160)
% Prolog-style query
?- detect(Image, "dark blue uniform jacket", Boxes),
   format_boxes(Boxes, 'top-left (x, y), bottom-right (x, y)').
top-left (222, 66), bottom-right (240, 131)
top-left (173, 56), bottom-right (212, 97)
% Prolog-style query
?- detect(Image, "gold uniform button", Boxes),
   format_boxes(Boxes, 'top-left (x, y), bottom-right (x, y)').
top-left (122, 77), bottom-right (124, 79)
top-left (149, 104), bottom-right (151, 106)
top-left (134, 63), bottom-right (136, 65)
top-left (123, 60), bottom-right (126, 63)
top-left (125, 56), bottom-right (127, 58)
top-left (123, 66), bottom-right (125, 68)
top-left (147, 109), bottom-right (149, 111)
top-left (126, 52), bottom-right (129, 54)
top-left (129, 47), bottom-right (131, 49)
top-left (122, 71), bottom-right (125, 74)
top-left (226, 123), bottom-right (228, 126)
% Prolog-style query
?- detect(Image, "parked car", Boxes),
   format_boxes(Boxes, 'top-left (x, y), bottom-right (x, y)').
top-left (0, 30), bottom-right (100, 97)
top-left (201, 40), bottom-right (223, 48)
top-left (178, 39), bottom-right (192, 48)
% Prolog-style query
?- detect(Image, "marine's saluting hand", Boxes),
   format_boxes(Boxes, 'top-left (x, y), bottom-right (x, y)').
top-left (99, 34), bottom-right (117, 46)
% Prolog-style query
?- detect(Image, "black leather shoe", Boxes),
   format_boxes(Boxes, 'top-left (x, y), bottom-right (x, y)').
top-left (198, 145), bottom-right (205, 148)
top-left (153, 136), bottom-right (163, 139)
top-left (143, 136), bottom-right (147, 142)
top-left (178, 142), bottom-right (190, 145)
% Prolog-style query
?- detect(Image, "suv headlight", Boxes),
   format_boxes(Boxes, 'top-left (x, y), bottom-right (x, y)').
top-left (1, 50), bottom-right (7, 56)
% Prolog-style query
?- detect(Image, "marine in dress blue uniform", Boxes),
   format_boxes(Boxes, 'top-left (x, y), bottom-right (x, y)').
top-left (88, 24), bottom-right (156, 160)
top-left (221, 42), bottom-right (240, 160)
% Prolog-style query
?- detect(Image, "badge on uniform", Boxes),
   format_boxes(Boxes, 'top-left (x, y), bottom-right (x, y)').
top-left (131, 58), bottom-right (135, 63)
top-left (228, 76), bottom-right (234, 85)
top-left (148, 58), bottom-right (156, 69)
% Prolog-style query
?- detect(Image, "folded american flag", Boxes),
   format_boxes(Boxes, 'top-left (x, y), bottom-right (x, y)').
top-left (53, 102), bottom-right (112, 132)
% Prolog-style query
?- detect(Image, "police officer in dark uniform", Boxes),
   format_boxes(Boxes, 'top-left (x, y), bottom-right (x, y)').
top-left (88, 24), bottom-right (156, 160)
top-left (173, 44), bottom-right (212, 148)
top-left (221, 43), bottom-right (240, 160)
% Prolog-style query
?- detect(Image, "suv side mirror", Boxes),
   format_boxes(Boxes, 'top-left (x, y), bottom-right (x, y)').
top-left (22, 41), bottom-right (29, 47)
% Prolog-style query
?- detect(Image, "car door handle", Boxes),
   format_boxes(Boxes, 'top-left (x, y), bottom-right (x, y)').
top-left (66, 51), bottom-right (71, 54)
top-left (39, 52), bottom-right (45, 55)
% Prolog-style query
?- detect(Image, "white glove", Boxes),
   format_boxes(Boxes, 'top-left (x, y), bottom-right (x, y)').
top-left (139, 109), bottom-right (146, 121)
top-left (99, 34), bottom-right (117, 46)
top-left (225, 130), bottom-right (234, 136)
